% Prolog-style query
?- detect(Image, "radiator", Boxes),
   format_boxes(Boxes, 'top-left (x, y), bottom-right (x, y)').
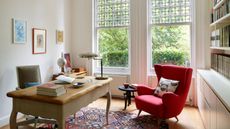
top-left (106, 74), bottom-right (129, 98)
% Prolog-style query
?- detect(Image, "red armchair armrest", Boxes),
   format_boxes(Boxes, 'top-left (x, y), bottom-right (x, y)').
top-left (136, 85), bottom-right (155, 95)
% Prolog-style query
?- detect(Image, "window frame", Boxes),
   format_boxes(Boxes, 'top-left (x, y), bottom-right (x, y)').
top-left (148, 0), bottom-right (194, 74)
top-left (94, 0), bottom-right (131, 74)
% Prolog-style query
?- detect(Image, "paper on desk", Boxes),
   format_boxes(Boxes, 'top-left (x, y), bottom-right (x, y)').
top-left (56, 75), bottom-right (75, 83)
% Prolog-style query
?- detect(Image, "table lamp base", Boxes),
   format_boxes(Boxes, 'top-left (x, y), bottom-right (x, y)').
top-left (95, 76), bottom-right (108, 80)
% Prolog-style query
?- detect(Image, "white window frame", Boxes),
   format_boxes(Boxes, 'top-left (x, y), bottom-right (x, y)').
top-left (148, 0), bottom-right (194, 74)
top-left (94, 0), bottom-right (131, 74)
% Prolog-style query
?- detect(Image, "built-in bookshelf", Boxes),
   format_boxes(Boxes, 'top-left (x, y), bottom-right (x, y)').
top-left (210, 0), bottom-right (230, 79)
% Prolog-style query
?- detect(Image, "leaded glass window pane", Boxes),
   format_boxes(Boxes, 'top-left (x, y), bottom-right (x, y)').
top-left (96, 0), bottom-right (130, 27)
top-left (151, 0), bottom-right (191, 24)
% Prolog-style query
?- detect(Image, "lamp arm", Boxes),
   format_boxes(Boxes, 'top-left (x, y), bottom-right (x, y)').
top-left (93, 58), bottom-right (103, 78)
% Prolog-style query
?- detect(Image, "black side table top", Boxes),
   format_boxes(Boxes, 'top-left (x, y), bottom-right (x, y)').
top-left (118, 86), bottom-right (137, 92)
top-left (118, 85), bottom-right (137, 110)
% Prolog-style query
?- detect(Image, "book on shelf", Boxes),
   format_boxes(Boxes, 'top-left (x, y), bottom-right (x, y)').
top-left (36, 83), bottom-right (66, 96)
top-left (215, 29), bottom-right (220, 47)
top-left (212, 0), bottom-right (230, 22)
top-left (211, 31), bottom-right (216, 46)
top-left (218, 55), bottom-right (223, 74)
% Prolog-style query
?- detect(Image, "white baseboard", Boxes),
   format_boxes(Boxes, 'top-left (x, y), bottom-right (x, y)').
top-left (0, 113), bottom-right (23, 128)
top-left (0, 115), bottom-right (10, 128)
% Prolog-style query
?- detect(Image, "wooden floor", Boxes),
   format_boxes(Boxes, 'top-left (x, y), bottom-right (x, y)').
top-left (1, 98), bottom-right (204, 129)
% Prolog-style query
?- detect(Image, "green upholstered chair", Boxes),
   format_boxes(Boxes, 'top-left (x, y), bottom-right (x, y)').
top-left (16, 65), bottom-right (41, 89)
top-left (16, 65), bottom-right (56, 128)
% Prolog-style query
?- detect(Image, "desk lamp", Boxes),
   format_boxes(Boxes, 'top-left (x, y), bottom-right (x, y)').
top-left (80, 52), bottom-right (108, 80)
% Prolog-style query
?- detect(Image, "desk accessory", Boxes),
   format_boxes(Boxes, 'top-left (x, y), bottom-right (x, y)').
top-left (80, 52), bottom-right (108, 80)
top-left (73, 82), bottom-right (84, 88)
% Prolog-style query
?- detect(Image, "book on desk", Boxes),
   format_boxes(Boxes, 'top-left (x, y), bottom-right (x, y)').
top-left (37, 83), bottom-right (66, 96)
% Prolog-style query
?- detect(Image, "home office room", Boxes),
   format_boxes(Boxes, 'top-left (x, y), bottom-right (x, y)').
top-left (0, 0), bottom-right (230, 129)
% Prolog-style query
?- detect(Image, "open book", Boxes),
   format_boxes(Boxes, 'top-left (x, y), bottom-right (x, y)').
top-left (55, 75), bottom-right (75, 84)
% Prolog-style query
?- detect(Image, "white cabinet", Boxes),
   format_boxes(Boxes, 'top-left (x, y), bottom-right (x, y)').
top-left (197, 72), bottom-right (230, 129)
top-left (216, 99), bottom-right (230, 129)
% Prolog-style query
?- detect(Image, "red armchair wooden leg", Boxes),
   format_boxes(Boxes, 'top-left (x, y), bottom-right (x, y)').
top-left (137, 110), bottom-right (142, 117)
top-left (175, 116), bottom-right (179, 122)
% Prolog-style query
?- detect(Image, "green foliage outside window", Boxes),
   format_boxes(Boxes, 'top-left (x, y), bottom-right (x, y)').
top-left (98, 25), bottom-right (190, 67)
top-left (152, 25), bottom-right (190, 66)
top-left (98, 28), bottom-right (129, 67)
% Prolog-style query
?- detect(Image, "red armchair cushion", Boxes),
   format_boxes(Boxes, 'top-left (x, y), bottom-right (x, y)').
top-left (135, 95), bottom-right (164, 117)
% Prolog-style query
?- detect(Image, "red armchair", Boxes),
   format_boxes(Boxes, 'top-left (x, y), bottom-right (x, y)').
top-left (135, 64), bottom-right (193, 120)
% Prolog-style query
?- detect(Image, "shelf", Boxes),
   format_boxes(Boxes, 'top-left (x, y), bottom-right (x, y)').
top-left (210, 13), bottom-right (230, 31)
top-left (210, 47), bottom-right (230, 55)
top-left (213, 0), bottom-right (226, 10)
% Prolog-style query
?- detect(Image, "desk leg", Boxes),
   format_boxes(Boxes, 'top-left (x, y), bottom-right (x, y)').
top-left (106, 91), bottom-right (111, 125)
top-left (57, 115), bottom-right (65, 129)
top-left (10, 109), bottom-right (18, 129)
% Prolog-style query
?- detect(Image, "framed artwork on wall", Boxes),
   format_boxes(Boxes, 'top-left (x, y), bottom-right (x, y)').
top-left (56, 30), bottom-right (64, 44)
top-left (32, 28), bottom-right (46, 54)
top-left (13, 19), bottom-right (27, 44)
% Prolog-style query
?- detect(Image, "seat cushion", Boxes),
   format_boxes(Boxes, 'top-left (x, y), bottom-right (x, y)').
top-left (24, 82), bottom-right (40, 88)
top-left (135, 95), bottom-right (164, 118)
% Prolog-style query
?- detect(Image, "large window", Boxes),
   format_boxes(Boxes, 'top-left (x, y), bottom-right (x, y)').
top-left (151, 0), bottom-right (191, 67)
top-left (95, 0), bottom-right (130, 69)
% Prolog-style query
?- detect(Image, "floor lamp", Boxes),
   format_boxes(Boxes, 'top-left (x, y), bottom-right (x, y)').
top-left (80, 52), bottom-right (108, 80)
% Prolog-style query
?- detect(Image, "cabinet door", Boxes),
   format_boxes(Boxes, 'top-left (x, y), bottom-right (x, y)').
top-left (216, 98), bottom-right (230, 129)
top-left (204, 82), bottom-right (217, 129)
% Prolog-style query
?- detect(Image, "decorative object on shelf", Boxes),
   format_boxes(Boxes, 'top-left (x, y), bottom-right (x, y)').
top-left (80, 52), bottom-right (108, 80)
top-left (56, 30), bottom-right (64, 44)
top-left (12, 18), bottom-right (27, 44)
top-left (32, 28), bottom-right (46, 54)
top-left (57, 53), bottom-right (66, 73)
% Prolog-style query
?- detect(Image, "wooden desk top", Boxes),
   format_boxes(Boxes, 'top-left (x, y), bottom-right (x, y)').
top-left (7, 76), bottom-right (112, 105)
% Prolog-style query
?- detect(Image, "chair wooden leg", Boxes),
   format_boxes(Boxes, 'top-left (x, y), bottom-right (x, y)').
top-left (159, 119), bottom-right (169, 129)
top-left (137, 110), bottom-right (142, 117)
top-left (175, 116), bottom-right (179, 122)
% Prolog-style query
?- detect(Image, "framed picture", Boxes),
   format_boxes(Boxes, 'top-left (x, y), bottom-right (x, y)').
top-left (32, 28), bottom-right (46, 54)
top-left (13, 19), bottom-right (27, 44)
top-left (64, 53), bottom-right (71, 67)
top-left (56, 30), bottom-right (64, 44)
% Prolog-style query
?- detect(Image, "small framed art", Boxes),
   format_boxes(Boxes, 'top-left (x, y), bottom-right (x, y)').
top-left (56, 30), bottom-right (64, 44)
top-left (13, 19), bottom-right (27, 44)
top-left (32, 28), bottom-right (46, 54)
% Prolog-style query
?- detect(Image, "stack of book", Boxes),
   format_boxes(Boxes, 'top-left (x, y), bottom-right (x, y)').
top-left (37, 83), bottom-right (66, 96)
top-left (211, 25), bottom-right (230, 47)
top-left (212, 0), bottom-right (230, 23)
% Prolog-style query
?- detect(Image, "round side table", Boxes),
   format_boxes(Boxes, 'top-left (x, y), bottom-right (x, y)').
top-left (118, 86), bottom-right (137, 110)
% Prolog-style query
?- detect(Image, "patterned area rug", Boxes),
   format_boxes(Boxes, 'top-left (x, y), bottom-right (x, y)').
top-left (67, 108), bottom-right (157, 129)
top-left (41, 107), bottom-right (158, 129)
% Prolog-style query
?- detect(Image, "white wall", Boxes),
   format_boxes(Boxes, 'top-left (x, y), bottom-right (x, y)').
top-left (0, 0), bottom-right (72, 126)
top-left (71, 0), bottom-right (94, 75)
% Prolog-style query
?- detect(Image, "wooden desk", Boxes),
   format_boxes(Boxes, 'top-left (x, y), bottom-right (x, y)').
top-left (7, 76), bottom-right (112, 129)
